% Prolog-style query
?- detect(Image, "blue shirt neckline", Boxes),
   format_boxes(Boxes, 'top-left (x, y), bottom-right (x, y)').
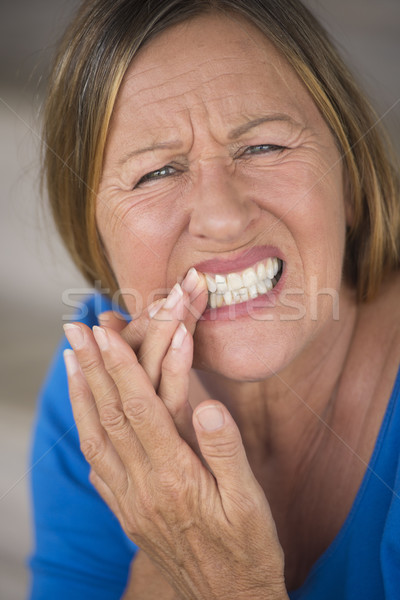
top-left (289, 364), bottom-right (400, 598)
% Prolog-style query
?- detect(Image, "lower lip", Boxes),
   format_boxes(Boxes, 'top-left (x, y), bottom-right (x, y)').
top-left (200, 268), bottom-right (286, 322)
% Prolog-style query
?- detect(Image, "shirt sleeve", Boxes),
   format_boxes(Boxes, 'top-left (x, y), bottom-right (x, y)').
top-left (28, 296), bottom-right (138, 599)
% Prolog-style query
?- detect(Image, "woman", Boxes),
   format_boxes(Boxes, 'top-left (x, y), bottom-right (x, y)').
top-left (29, 0), bottom-right (400, 598)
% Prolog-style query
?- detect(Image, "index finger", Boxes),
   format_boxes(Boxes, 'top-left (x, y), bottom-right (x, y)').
top-left (99, 271), bottom-right (208, 352)
top-left (98, 299), bottom-right (164, 352)
top-left (94, 325), bottom-right (191, 468)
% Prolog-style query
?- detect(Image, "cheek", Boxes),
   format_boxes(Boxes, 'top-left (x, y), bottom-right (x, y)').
top-left (255, 157), bottom-right (345, 263)
top-left (96, 196), bottom-right (186, 311)
top-left (244, 157), bottom-right (347, 318)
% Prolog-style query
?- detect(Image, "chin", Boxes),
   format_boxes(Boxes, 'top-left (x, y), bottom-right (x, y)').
top-left (192, 331), bottom-right (296, 382)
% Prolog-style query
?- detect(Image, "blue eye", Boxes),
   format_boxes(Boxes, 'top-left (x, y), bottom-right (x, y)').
top-left (137, 165), bottom-right (176, 186)
top-left (245, 144), bottom-right (285, 155)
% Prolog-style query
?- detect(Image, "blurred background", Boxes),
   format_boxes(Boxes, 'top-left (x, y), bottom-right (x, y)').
top-left (0, 1), bottom-right (399, 598)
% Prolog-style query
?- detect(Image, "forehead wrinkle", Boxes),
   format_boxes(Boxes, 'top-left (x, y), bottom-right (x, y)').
top-left (118, 91), bottom-right (303, 164)
top-left (111, 16), bottom-right (319, 161)
top-left (126, 65), bottom-right (268, 109)
top-left (121, 57), bottom-right (243, 109)
top-left (126, 54), bottom-right (247, 87)
top-left (133, 87), bottom-right (302, 132)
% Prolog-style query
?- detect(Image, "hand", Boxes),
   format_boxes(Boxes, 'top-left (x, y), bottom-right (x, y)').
top-left (96, 267), bottom-right (208, 453)
top-left (122, 549), bottom-right (182, 600)
top-left (63, 269), bottom-right (288, 600)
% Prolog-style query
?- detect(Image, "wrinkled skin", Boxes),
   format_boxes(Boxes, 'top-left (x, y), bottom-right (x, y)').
top-left (62, 12), bottom-right (400, 600)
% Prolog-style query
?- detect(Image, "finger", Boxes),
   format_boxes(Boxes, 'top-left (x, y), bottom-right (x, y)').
top-left (63, 348), bottom-right (128, 493)
top-left (193, 401), bottom-right (260, 500)
top-left (101, 301), bottom-right (194, 437)
top-left (93, 325), bottom-right (187, 468)
top-left (98, 310), bottom-right (127, 332)
top-left (122, 297), bottom-right (169, 350)
top-left (180, 269), bottom-right (208, 336)
top-left (108, 267), bottom-right (207, 354)
top-left (64, 323), bottom-right (146, 471)
top-left (158, 324), bottom-right (200, 454)
top-left (139, 283), bottom-right (189, 389)
top-left (139, 268), bottom-right (207, 389)
top-left (89, 469), bottom-right (123, 521)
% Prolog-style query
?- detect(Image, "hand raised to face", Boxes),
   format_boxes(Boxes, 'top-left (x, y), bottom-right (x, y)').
top-left (63, 267), bottom-right (288, 599)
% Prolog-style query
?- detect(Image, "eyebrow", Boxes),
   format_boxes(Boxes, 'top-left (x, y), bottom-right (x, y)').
top-left (118, 114), bottom-right (294, 166)
top-left (117, 140), bottom-right (182, 167)
top-left (227, 114), bottom-right (295, 140)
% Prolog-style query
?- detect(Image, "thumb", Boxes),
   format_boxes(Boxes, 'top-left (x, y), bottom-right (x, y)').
top-left (193, 401), bottom-right (257, 495)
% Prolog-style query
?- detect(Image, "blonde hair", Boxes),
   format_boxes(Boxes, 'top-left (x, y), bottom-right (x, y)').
top-left (43, 0), bottom-right (400, 302)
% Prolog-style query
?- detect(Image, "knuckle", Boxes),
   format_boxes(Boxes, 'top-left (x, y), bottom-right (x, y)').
top-left (103, 351), bottom-right (136, 378)
top-left (79, 354), bottom-right (102, 378)
top-left (123, 396), bottom-right (153, 424)
top-left (99, 405), bottom-right (127, 433)
top-left (203, 436), bottom-right (241, 460)
top-left (156, 462), bottom-right (193, 505)
top-left (69, 382), bottom-right (91, 404)
top-left (80, 437), bottom-right (105, 465)
top-left (157, 469), bottom-right (182, 496)
top-left (104, 357), bottom-right (126, 377)
top-left (123, 515), bottom-right (140, 539)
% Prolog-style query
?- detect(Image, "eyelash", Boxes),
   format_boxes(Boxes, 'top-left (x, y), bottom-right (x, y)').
top-left (135, 144), bottom-right (286, 187)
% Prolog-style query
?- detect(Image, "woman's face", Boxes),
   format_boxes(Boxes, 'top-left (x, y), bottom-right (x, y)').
top-left (97, 13), bottom-right (347, 380)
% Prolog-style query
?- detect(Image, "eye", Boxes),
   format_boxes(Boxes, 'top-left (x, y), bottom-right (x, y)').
top-left (243, 144), bottom-right (286, 156)
top-left (136, 165), bottom-right (177, 187)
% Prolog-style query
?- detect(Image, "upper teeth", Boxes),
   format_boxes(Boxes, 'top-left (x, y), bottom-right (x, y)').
top-left (205, 257), bottom-right (282, 308)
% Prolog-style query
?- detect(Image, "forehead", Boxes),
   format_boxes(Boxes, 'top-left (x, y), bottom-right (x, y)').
top-left (107, 13), bottom-right (321, 147)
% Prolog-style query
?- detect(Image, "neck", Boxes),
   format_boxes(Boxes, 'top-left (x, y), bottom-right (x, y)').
top-left (196, 285), bottom-right (358, 469)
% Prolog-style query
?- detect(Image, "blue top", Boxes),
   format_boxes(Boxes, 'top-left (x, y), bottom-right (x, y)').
top-left (28, 294), bottom-right (400, 599)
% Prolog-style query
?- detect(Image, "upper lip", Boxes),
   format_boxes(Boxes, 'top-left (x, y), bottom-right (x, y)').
top-left (193, 245), bottom-right (283, 275)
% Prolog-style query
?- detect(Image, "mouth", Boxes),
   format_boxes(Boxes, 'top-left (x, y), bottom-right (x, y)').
top-left (204, 257), bottom-right (284, 308)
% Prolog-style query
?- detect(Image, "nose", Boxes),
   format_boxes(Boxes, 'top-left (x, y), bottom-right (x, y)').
top-left (188, 160), bottom-right (260, 242)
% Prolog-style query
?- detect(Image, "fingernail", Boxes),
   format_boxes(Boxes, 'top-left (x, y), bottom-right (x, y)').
top-left (181, 267), bottom-right (199, 294)
top-left (63, 323), bottom-right (84, 349)
top-left (148, 298), bottom-right (166, 318)
top-left (196, 405), bottom-right (225, 431)
top-left (63, 348), bottom-right (79, 376)
top-left (97, 311), bottom-right (111, 325)
top-left (171, 323), bottom-right (187, 349)
top-left (92, 325), bottom-right (109, 351)
top-left (164, 283), bottom-right (183, 310)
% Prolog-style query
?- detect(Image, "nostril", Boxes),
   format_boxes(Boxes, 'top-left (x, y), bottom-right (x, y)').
top-left (188, 197), bottom-right (260, 242)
